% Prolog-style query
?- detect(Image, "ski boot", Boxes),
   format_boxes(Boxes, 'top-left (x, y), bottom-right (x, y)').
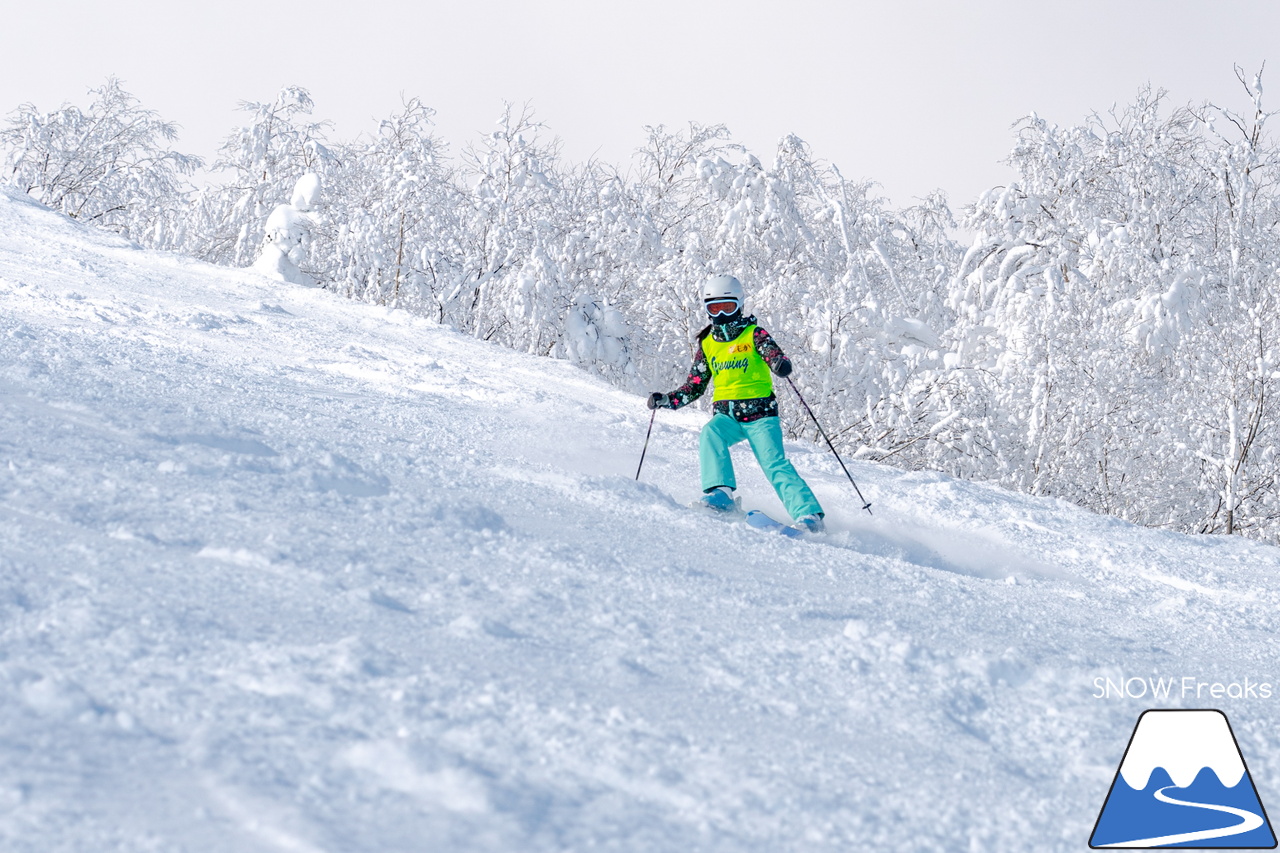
top-left (795, 513), bottom-right (826, 534)
top-left (699, 486), bottom-right (738, 513)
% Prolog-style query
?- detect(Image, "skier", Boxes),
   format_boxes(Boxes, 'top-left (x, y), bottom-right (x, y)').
top-left (647, 274), bottom-right (826, 533)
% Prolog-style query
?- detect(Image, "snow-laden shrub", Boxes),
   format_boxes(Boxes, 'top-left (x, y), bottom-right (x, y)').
top-left (0, 77), bottom-right (201, 244)
top-left (254, 173), bottom-right (322, 286)
top-left (951, 76), bottom-right (1280, 535)
top-left (185, 86), bottom-right (334, 268)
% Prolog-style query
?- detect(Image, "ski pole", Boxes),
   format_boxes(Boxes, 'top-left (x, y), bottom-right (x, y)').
top-left (786, 376), bottom-right (873, 514)
top-left (635, 407), bottom-right (657, 481)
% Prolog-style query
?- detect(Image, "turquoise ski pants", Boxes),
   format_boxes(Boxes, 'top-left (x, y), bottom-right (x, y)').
top-left (700, 414), bottom-right (823, 520)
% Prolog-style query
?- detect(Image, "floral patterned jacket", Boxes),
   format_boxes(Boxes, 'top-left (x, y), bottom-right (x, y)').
top-left (661, 315), bottom-right (791, 423)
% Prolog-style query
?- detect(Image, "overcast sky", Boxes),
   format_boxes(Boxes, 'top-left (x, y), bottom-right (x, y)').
top-left (6, 0), bottom-right (1280, 208)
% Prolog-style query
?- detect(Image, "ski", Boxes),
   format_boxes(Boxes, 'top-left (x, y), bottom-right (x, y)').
top-left (690, 501), bottom-right (809, 540)
top-left (744, 509), bottom-right (806, 539)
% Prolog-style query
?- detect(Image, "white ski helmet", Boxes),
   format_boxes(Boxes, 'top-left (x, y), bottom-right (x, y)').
top-left (701, 274), bottom-right (744, 304)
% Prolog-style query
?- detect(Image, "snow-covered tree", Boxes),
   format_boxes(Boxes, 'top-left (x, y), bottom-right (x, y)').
top-left (625, 127), bottom-right (960, 463)
top-left (951, 73), bottom-right (1280, 536)
top-left (254, 172), bottom-right (322, 285)
top-left (187, 86), bottom-right (333, 267)
top-left (318, 98), bottom-right (456, 309)
top-left (0, 77), bottom-right (200, 245)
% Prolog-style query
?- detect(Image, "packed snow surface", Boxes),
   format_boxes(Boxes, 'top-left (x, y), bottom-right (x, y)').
top-left (3, 186), bottom-right (1280, 851)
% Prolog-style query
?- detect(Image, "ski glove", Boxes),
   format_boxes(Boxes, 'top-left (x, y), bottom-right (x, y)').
top-left (647, 392), bottom-right (671, 410)
top-left (771, 359), bottom-right (793, 378)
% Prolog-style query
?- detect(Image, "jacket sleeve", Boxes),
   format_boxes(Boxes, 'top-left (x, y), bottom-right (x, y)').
top-left (753, 327), bottom-right (792, 377)
top-left (666, 349), bottom-right (711, 408)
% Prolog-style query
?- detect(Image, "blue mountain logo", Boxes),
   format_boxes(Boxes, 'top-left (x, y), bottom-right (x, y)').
top-left (1091, 709), bottom-right (1276, 848)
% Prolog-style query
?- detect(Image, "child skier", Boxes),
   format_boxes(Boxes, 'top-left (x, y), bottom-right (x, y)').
top-left (647, 274), bottom-right (825, 533)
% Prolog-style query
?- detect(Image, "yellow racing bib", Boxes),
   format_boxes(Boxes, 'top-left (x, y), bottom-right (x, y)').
top-left (701, 325), bottom-right (774, 401)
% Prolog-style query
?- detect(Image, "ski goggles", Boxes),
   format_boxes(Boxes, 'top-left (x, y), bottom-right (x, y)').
top-left (705, 298), bottom-right (740, 316)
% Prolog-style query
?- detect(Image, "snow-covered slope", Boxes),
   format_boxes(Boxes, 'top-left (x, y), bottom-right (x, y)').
top-left (3, 186), bottom-right (1280, 852)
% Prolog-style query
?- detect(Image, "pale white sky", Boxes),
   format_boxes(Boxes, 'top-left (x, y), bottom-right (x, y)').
top-left (5, 0), bottom-right (1279, 208)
